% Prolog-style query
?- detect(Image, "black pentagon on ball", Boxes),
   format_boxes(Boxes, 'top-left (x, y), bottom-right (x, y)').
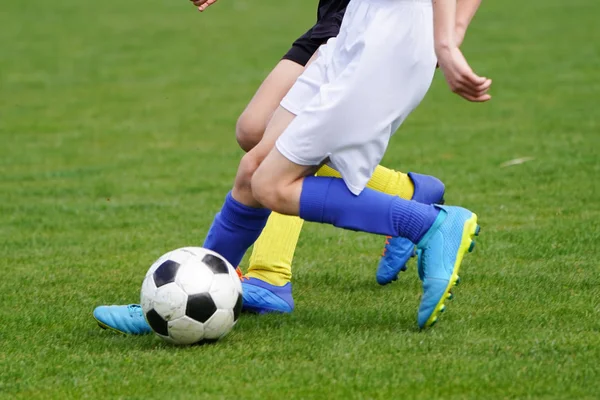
top-left (202, 254), bottom-right (229, 275)
top-left (153, 260), bottom-right (180, 287)
top-left (233, 293), bottom-right (242, 322)
top-left (146, 309), bottom-right (169, 336)
top-left (186, 293), bottom-right (217, 323)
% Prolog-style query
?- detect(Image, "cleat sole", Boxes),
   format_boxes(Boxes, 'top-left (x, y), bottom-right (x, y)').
top-left (95, 318), bottom-right (128, 335)
top-left (468, 241), bottom-right (476, 253)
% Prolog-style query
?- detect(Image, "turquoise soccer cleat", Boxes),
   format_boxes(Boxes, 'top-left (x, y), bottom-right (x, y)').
top-left (416, 205), bottom-right (480, 329)
top-left (93, 304), bottom-right (152, 335)
top-left (376, 173), bottom-right (445, 285)
top-left (241, 277), bottom-right (294, 314)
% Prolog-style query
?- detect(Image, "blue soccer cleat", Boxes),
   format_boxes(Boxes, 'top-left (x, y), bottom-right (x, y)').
top-left (376, 236), bottom-right (415, 285)
top-left (93, 304), bottom-right (152, 335)
top-left (241, 277), bottom-right (294, 314)
top-left (416, 205), bottom-right (479, 329)
top-left (376, 173), bottom-right (445, 285)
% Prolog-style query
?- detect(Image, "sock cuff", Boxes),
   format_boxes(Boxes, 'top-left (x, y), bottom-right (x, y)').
top-left (299, 176), bottom-right (334, 223)
top-left (221, 192), bottom-right (271, 229)
top-left (391, 198), bottom-right (438, 243)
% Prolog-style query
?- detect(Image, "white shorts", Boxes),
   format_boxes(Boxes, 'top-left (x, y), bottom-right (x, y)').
top-left (277, 0), bottom-right (437, 195)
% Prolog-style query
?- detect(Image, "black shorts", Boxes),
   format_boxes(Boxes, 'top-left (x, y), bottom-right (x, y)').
top-left (282, 0), bottom-right (348, 66)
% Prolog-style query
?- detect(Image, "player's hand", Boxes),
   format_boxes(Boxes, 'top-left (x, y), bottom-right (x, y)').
top-left (190, 0), bottom-right (218, 12)
top-left (437, 46), bottom-right (492, 102)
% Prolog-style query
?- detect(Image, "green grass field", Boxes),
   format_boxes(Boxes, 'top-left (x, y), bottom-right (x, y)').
top-left (1, 0), bottom-right (599, 398)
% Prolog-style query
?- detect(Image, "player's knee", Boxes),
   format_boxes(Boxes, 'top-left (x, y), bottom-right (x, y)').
top-left (235, 152), bottom-right (262, 194)
top-left (251, 172), bottom-right (285, 212)
top-left (235, 113), bottom-right (265, 152)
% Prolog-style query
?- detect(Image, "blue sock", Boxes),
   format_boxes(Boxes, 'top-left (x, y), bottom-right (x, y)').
top-left (203, 192), bottom-right (271, 267)
top-left (299, 177), bottom-right (439, 243)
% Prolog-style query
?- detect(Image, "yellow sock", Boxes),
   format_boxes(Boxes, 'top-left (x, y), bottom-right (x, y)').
top-left (316, 164), bottom-right (414, 199)
top-left (247, 165), bottom-right (414, 286)
top-left (247, 212), bottom-right (304, 286)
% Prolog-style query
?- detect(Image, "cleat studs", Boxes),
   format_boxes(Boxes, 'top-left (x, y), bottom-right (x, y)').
top-left (439, 305), bottom-right (446, 313)
top-left (447, 292), bottom-right (453, 300)
top-left (429, 318), bottom-right (438, 327)
top-left (468, 241), bottom-right (476, 253)
top-left (455, 276), bottom-right (461, 286)
top-left (474, 225), bottom-right (481, 236)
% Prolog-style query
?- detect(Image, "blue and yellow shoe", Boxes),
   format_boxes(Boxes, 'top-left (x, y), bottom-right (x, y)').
top-left (376, 173), bottom-right (445, 285)
top-left (416, 205), bottom-right (479, 329)
top-left (241, 277), bottom-right (294, 314)
top-left (93, 304), bottom-right (152, 335)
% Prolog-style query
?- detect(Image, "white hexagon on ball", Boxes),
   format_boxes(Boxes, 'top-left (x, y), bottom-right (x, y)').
top-left (140, 274), bottom-right (157, 313)
top-left (210, 274), bottom-right (239, 309)
top-left (203, 309), bottom-right (234, 339)
top-left (175, 262), bottom-right (214, 295)
top-left (168, 316), bottom-right (205, 345)
top-left (152, 283), bottom-right (187, 321)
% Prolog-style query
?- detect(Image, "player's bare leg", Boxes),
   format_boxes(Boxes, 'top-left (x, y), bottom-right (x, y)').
top-left (236, 57), bottom-right (322, 313)
top-left (235, 59), bottom-right (306, 152)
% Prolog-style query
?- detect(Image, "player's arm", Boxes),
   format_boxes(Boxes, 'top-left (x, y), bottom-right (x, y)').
top-left (455, 0), bottom-right (482, 47)
top-left (432, 0), bottom-right (491, 102)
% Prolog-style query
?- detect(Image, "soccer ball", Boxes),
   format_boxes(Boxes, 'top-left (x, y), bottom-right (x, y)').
top-left (140, 247), bottom-right (243, 345)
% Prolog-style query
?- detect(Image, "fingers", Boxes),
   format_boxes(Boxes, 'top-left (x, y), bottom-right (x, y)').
top-left (457, 91), bottom-right (491, 102)
top-left (450, 67), bottom-right (492, 99)
top-left (464, 71), bottom-right (487, 86)
top-left (453, 78), bottom-right (492, 98)
top-left (475, 78), bottom-right (492, 92)
top-left (199, 0), bottom-right (217, 11)
top-left (456, 66), bottom-right (490, 91)
top-left (190, 0), bottom-right (217, 12)
top-left (454, 79), bottom-right (492, 102)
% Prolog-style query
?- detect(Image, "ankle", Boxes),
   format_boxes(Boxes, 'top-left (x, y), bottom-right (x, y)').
top-left (246, 269), bottom-right (290, 286)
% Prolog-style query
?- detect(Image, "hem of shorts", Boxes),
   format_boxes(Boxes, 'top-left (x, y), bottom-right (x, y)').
top-left (275, 129), bottom-right (367, 196)
top-left (275, 141), bottom-right (323, 167)
top-left (339, 179), bottom-right (364, 196)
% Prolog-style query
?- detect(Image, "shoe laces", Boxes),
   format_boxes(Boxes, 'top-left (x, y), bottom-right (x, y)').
top-left (235, 267), bottom-right (249, 281)
top-left (381, 236), bottom-right (392, 256)
top-left (127, 304), bottom-right (143, 316)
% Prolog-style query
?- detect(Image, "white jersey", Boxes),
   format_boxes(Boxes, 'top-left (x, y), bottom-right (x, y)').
top-left (277, 0), bottom-right (436, 194)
